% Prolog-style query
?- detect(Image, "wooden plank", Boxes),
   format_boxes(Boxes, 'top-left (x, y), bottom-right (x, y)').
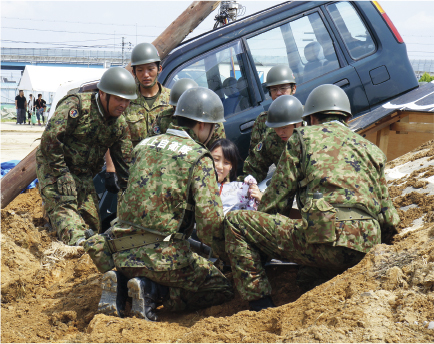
top-left (1, 147), bottom-right (38, 209)
top-left (390, 122), bottom-right (434, 134)
top-left (395, 115), bottom-right (409, 134)
top-left (357, 112), bottom-right (405, 137)
top-left (376, 126), bottom-right (390, 155)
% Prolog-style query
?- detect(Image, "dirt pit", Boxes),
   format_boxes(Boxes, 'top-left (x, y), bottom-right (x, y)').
top-left (2, 142), bottom-right (434, 343)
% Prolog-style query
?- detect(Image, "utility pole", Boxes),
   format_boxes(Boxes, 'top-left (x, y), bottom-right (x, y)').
top-left (122, 37), bottom-right (125, 66)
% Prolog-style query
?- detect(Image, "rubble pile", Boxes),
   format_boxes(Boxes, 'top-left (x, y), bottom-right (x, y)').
top-left (1, 142), bottom-right (434, 343)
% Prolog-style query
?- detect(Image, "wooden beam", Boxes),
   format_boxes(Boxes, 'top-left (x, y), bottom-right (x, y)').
top-left (1, 147), bottom-right (38, 209)
top-left (390, 122), bottom-right (434, 134)
top-left (395, 115), bottom-right (409, 134)
top-left (376, 126), bottom-right (390, 155)
top-left (357, 112), bottom-right (406, 137)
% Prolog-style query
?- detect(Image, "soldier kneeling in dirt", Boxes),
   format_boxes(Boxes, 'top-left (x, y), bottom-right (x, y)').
top-left (84, 87), bottom-right (234, 321)
top-left (36, 67), bottom-right (136, 246)
top-left (224, 84), bottom-right (400, 312)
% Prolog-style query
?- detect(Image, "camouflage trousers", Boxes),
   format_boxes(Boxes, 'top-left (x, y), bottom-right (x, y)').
top-left (39, 174), bottom-right (101, 246)
top-left (225, 210), bottom-right (365, 301)
top-left (117, 252), bottom-right (234, 312)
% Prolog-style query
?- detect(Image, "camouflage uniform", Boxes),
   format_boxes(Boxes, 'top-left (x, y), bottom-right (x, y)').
top-left (124, 83), bottom-right (171, 147)
top-left (240, 111), bottom-right (285, 182)
top-left (225, 120), bottom-right (400, 301)
top-left (108, 124), bottom-right (233, 312)
top-left (36, 93), bottom-right (132, 245)
top-left (149, 109), bottom-right (226, 149)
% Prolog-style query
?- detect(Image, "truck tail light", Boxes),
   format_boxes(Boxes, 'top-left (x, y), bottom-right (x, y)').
top-left (372, 1), bottom-right (404, 43)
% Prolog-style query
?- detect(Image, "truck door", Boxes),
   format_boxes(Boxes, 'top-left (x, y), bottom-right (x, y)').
top-left (244, 9), bottom-right (371, 116)
top-left (324, 1), bottom-right (418, 108)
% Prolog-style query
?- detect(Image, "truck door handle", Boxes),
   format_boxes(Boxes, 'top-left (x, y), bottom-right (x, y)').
top-left (240, 120), bottom-right (255, 131)
top-left (334, 79), bottom-right (350, 88)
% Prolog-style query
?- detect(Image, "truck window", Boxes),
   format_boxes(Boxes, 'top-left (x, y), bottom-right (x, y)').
top-left (166, 41), bottom-right (253, 118)
top-left (327, 2), bottom-right (375, 60)
top-left (246, 12), bottom-right (340, 95)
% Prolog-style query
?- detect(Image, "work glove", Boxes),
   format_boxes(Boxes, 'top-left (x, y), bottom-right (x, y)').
top-left (105, 172), bottom-right (120, 194)
top-left (57, 173), bottom-right (77, 196)
top-left (75, 229), bottom-right (96, 247)
top-left (75, 238), bottom-right (86, 247)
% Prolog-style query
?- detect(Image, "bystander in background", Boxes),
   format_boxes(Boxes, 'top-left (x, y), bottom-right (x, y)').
top-left (34, 94), bottom-right (46, 124)
top-left (36, 104), bottom-right (46, 126)
top-left (27, 94), bottom-right (34, 125)
top-left (15, 90), bottom-right (27, 125)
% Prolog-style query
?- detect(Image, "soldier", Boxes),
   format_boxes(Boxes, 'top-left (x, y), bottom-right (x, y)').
top-left (149, 78), bottom-right (226, 149)
top-left (225, 84), bottom-right (400, 311)
top-left (104, 43), bottom-right (173, 192)
top-left (84, 87), bottom-right (234, 321)
top-left (125, 42), bottom-right (171, 146)
top-left (240, 64), bottom-right (302, 182)
top-left (36, 67), bottom-right (136, 246)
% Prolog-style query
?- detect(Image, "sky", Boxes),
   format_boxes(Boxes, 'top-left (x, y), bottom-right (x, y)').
top-left (1, 0), bottom-right (434, 61)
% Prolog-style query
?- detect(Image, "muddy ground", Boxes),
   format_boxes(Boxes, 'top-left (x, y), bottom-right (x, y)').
top-left (1, 141), bottom-right (434, 343)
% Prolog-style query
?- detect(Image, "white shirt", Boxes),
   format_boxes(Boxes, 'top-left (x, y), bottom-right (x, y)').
top-left (218, 176), bottom-right (258, 215)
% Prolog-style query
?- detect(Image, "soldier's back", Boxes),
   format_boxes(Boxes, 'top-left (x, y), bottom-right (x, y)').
top-left (118, 130), bottom-right (208, 236)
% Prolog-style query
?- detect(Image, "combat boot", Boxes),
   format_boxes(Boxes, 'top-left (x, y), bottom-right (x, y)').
top-left (249, 295), bottom-right (276, 312)
top-left (127, 277), bottom-right (169, 322)
top-left (97, 270), bottom-right (128, 318)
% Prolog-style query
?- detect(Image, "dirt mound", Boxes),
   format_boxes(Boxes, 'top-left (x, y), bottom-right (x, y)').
top-left (2, 143), bottom-right (434, 343)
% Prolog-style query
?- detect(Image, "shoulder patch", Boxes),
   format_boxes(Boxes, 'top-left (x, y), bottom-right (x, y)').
top-left (256, 142), bottom-right (263, 151)
top-left (153, 126), bottom-right (161, 135)
top-left (69, 109), bottom-right (79, 118)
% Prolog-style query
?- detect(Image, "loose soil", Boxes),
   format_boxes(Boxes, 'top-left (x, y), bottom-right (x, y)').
top-left (1, 142), bottom-right (434, 343)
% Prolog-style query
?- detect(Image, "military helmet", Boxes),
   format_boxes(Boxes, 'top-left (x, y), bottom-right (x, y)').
top-left (97, 67), bottom-right (137, 100)
top-left (174, 87), bottom-right (225, 123)
top-left (302, 84), bottom-right (352, 119)
top-left (131, 43), bottom-right (161, 67)
top-left (266, 95), bottom-right (303, 128)
top-left (266, 65), bottom-right (296, 87)
top-left (169, 78), bottom-right (198, 106)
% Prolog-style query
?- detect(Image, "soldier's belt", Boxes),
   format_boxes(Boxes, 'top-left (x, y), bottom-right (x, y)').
top-left (107, 218), bottom-right (187, 253)
top-left (107, 232), bottom-right (187, 253)
top-left (107, 232), bottom-right (163, 253)
top-left (332, 204), bottom-right (375, 222)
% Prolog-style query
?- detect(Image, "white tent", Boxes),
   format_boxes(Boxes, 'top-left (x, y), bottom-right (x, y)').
top-left (18, 65), bottom-right (106, 92)
top-left (47, 75), bottom-right (103, 119)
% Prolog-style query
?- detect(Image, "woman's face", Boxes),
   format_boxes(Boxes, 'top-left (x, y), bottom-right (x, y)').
top-left (211, 146), bottom-right (232, 183)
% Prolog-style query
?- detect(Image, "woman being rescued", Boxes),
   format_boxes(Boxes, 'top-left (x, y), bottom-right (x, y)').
top-left (210, 139), bottom-right (262, 214)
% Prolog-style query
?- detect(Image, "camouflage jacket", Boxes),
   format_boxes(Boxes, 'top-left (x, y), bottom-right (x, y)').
top-left (149, 108), bottom-right (227, 149)
top-left (111, 124), bottom-right (226, 271)
top-left (240, 111), bottom-right (285, 182)
top-left (36, 92), bottom-right (132, 189)
top-left (259, 121), bottom-right (400, 253)
top-left (124, 82), bottom-right (172, 147)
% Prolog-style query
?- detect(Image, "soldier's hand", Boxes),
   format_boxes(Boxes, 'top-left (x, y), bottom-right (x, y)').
top-left (105, 172), bottom-right (120, 194)
top-left (57, 173), bottom-right (77, 196)
top-left (249, 184), bottom-right (262, 202)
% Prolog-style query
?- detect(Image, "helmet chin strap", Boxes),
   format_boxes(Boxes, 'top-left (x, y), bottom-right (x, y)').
top-left (106, 94), bottom-right (111, 117)
top-left (203, 123), bottom-right (215, 146)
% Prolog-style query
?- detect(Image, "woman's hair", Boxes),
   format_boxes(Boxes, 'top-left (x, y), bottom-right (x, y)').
top-left (210, 138), bottom-right (241, 182)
